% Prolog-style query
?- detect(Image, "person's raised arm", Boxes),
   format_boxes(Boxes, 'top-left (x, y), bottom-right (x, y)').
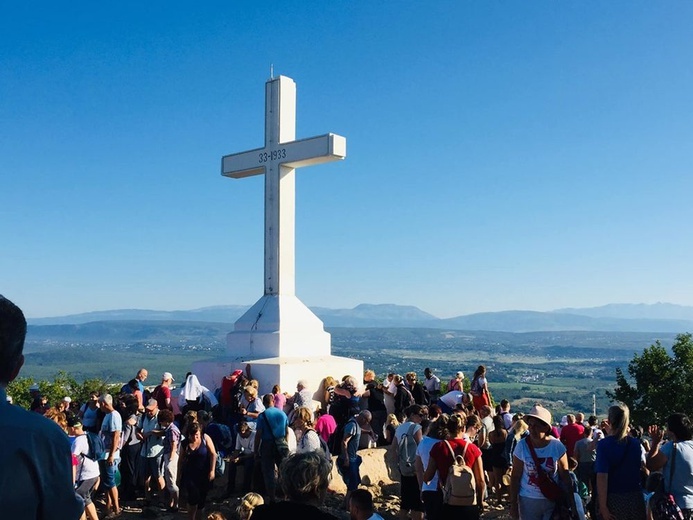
top-left (646, 424), bottom-right (667, 471)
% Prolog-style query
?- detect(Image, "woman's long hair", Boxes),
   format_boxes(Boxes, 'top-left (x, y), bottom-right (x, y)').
top-left (608, 403), bottom-right (630, 442)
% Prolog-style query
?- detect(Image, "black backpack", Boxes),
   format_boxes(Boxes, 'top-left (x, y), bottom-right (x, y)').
top-left (229, 379), bottom-right (245, 414)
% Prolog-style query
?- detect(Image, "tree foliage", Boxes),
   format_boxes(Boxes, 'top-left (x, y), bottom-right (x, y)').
top-left (607, 333), bottom-right (693, 426)
top-left (6, 371), bottom-right (117, 409)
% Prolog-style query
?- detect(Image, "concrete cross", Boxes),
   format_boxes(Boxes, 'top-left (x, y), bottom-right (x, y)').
top-left (222, 75), bottom-right (346, 296)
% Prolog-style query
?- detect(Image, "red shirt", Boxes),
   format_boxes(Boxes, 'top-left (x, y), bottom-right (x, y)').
top-left (560, 423), bottom-right (585, 458)
top-left (429, 438), bottom-right (482, 486)
top-left (220, 370), bottom-right (244, 407)
top-left (152, 384), bottom-right (171, 411)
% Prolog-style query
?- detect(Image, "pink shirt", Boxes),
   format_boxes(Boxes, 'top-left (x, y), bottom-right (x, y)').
top-left (315, 414), bottom-right (337, 443)
top-left (273, 392), bottom-right (287, 412)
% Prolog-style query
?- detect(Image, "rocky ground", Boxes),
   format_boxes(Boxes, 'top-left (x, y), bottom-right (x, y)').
top-left (110, 486), bottom-right (511, 520)
top-left (105, 445), bottom-right (512, 519)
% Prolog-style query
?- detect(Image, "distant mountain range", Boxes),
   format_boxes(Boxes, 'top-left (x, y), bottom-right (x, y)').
top-left (27, 302), bottom-right (693, 333)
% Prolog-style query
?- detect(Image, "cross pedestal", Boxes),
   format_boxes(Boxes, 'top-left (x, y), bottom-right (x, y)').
top-left (195, 76), bottom-right (362, 398)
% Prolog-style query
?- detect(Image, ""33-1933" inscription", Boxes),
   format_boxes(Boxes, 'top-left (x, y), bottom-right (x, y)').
top-left (258, 149), bottom-right (287, 163)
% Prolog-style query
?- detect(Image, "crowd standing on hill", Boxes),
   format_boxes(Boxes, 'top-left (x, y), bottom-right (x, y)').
top-left (3, 295), bottom-right (693, 520)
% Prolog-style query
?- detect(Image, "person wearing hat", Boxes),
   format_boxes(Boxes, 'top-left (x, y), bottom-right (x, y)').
top-left (509, 404), bottom-right (574, 520)
top-left (137, 398), bottom-right (166, 505)
top-left (151, 372), bottom-right (174, 411)
top-left (58, 396), bottom-right (71, 414)
top-left (68, 416), bottom-right (100, 520)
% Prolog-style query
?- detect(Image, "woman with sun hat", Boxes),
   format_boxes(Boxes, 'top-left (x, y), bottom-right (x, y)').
top-left (509, 404), bottom-right (574, 520)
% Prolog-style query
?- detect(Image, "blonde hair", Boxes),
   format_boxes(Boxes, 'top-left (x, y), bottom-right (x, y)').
top-left (608, 403), bottom-right (630, 442)
top-left (385, 413), bottom-right (400, 428)
top-left (364, 369), bottom-right (376, 380)
top-left (513, 419), bottom-right (529, 440)
top-left (207, 513), bottom-right (227, 520)
top-left (236, 492), bottom-right (264, 520)
top-left (295, 406), bottom-right (315, 428)
top-left (244, 385), bottom-right (258, 398)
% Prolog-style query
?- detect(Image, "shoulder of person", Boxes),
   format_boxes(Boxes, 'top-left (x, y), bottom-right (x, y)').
top-left (550, 438), bottom-right (566, 452)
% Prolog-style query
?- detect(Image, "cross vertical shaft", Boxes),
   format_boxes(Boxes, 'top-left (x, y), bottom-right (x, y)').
top-left (265, 77), bottom-right (296, 296)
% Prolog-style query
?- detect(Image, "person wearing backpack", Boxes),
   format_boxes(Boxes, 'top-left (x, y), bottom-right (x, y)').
top-left (338, 410), bottom-right (372, 508)
top-left (395, 404), bottom-right (425, 520)
top-left (423, 414), bottom-right (486, 520)
top-left (646, 413), bottom-right (693, 518)
top-left (68, 416), bottom-right (101, 520)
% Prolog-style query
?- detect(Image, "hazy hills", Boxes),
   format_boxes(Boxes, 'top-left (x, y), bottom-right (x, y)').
top-left (26, 302), bottom-right (693, 333)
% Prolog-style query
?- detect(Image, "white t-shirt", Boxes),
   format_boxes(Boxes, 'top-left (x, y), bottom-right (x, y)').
top-left (416, 435), bottom-right (440, 491)
top-left (72, 434), bottom-right (100, 481)
top-left (296, 429), bottom-right (321, 453)
top-left (439, 391), bottom-right (462, 409)
top-left (387, 380), bottom-right (398, 396)
top-left (513, 438), bottom-right (566, 499)
top-left (287, 426), bottom-right (297, 454)
top-left (234, 431), bottom-right (256, 454)
top-left (423, 375), bottom-right (441, 394)
top-left (395, 421), bottom-right (422, 445)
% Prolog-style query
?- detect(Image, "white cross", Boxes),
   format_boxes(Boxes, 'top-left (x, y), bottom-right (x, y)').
top-left (222, 75), bottom-right (346, 296)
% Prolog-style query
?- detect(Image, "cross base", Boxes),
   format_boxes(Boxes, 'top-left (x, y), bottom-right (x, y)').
top-left (227, 294), bottom-right (331, 359)
top-left (192, 355), bottom-right (364, 405)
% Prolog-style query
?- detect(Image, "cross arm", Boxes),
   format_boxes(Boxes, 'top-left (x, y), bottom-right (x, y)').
top-left (281, 133), bottom-right (346, 168)
top-left (221, 147), bottom-right (267, 179)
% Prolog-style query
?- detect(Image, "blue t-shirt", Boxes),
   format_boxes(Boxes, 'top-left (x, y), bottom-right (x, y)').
top-left (259, 407), bottom-right (288, 441)
top-left (660, 440), bottom-right (693, 510)
top-left (101, 411), bottom-right (123, 458)
top-left (595, 436), bottom-right (643, 494)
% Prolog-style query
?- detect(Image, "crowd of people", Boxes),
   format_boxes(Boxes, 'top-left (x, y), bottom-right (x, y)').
top-left (2, 294), bottom-right (693, 520)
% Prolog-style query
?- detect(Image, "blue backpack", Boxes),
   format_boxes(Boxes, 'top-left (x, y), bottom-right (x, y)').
top-left (84, 431), bottom-right (107, 460)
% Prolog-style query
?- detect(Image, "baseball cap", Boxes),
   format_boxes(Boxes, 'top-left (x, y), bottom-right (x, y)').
top-left (162, 372), bottom-right (174, 381)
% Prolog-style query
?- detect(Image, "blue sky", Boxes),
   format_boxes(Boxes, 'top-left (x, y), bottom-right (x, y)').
top-left (1, 2), bottom-right (692, 319)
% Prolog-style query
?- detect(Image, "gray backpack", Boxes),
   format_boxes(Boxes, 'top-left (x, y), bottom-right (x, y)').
top-left (397, 423), bottom-right (418, 477)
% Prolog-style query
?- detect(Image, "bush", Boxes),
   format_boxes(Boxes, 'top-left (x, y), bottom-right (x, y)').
top-left (6, 371), bottom-right (117, 410)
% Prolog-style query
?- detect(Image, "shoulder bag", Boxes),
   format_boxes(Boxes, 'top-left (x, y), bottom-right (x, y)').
top-left (526, 436), bottom-right (563, 501)
top-left (651, 443), bottom-right (684, 520)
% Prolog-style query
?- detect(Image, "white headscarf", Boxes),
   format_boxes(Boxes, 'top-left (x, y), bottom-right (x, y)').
top-left (179, 374), bottom-right (218, 408)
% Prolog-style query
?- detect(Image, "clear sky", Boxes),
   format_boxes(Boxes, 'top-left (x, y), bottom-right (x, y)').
top-left (1, 2), bottom-right (692, 319)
